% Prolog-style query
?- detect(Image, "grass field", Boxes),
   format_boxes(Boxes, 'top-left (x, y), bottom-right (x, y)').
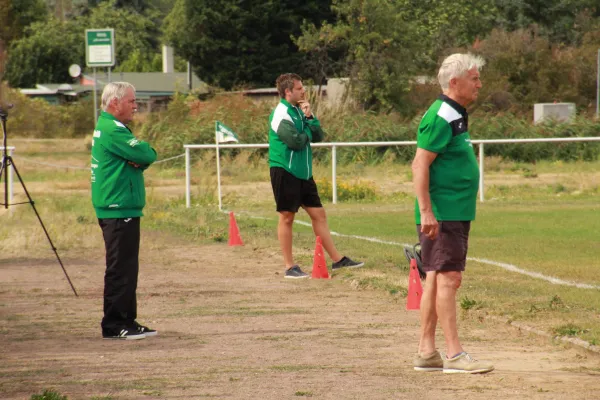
top-left (2, 137), bottom-right (600, 348)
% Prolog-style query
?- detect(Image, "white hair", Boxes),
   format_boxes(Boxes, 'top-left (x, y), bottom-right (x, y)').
top-left (101, 82), bottom-right (136, 111)
top-left (437, 53), bottom-right (485, 91)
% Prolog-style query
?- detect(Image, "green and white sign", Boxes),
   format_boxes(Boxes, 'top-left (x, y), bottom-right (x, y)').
top-left (85, 29), bottom-right (115, 67)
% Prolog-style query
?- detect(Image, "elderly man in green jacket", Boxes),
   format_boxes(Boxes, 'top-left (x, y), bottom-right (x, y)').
top-left (91, 82), bottom-right (157, 340)
top-left (268, 73), bottom-right (364, 278)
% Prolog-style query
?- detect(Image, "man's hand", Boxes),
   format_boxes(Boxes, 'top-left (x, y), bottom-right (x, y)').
top-left (420, 210), bottom-right (439, 240)
top-left (128, 161), bottom-right (141, 168)
top-left (298, 100), bottom-right (312, 118)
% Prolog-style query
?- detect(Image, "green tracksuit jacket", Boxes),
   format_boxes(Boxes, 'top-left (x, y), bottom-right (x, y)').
top-left (268, 99), bottom-right (324, 180)
top-left (91, 111), bottom-right (157, 219)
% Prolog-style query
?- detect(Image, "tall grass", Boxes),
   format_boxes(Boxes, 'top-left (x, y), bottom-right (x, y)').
top-left (5, 83), bottom-right (600, 162)
top-left (133, 94), bottom-right (600, 164)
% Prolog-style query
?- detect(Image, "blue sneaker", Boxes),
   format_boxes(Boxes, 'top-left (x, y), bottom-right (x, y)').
top-left (284, 265), bottom-right (309, 279)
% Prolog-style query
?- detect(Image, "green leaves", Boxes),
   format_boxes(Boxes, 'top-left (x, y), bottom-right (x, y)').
top-left (163, 0), bottom-right (335, 89)
top-left (5, 0), bottom-right (165, 87)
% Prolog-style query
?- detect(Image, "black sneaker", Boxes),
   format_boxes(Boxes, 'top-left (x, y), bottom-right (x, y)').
top-left (134, 322), bottom-right (158, 337)
top-left (102, 327), bottom-right (146, 340)
top-left (284, 265), bottom-right (309, 279)
top-left (332, 256), bottom-right (364, 270)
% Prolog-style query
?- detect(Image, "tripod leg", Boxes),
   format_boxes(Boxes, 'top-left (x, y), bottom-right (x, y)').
top-left (0, 155), bottom-right (6, 209)
top-left (9, 157), bottom-right (79, 297)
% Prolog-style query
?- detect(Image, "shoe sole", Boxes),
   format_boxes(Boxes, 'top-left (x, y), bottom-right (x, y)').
top-left (102, 334), bottom-right (146, 340)
top-left (142, 331), bottom-right (158, 337)
top-left (284, 275), bottom-right (309, 279)
top-left (443, 367), bottom-right (494, 374)
top-left (414, 366), bottom-right (443, 372)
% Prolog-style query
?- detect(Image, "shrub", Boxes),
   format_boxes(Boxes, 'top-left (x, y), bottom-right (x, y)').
top-left (316, 178), bottom-right (378, 202)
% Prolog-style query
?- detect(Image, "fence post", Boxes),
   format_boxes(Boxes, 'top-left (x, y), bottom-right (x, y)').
top-left (332, 145), bottom-right (337, 204)
top-left (479, 143), bottom-right (485, 202)
top-left (185, 147), bottom-right (191, 208)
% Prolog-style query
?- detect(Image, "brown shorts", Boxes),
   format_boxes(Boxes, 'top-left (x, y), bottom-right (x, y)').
top-left (416, 221), bottom-right (471, 272)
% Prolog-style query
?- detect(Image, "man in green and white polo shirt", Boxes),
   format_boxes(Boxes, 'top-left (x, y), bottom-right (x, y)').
top-left (411, 54), bottom-right (494, 374)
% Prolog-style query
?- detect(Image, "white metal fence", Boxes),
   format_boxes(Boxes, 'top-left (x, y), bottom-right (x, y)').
top-left (184, 137), bottom-right (600, 208)
top-left (4, 138), bottom-right (600, 209)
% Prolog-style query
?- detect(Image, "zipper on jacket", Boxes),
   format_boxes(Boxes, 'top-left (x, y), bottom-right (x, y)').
top-left (288, 151), bottom-right (294, 169)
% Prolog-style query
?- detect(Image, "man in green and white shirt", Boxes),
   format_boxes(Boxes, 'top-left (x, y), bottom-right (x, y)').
top-left (411, 54), bottom-right (494, 374)
top-left (268, 73), bottom-right (364, 278)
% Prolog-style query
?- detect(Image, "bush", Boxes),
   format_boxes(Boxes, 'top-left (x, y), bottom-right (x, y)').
top-left (1, 84), bottom-right (95, 138)
top-left (316, 178), bottom-right (379, 202)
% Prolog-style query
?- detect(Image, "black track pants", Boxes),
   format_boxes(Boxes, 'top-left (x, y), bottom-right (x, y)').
top-left (98, 217), bottom-right (140, 332)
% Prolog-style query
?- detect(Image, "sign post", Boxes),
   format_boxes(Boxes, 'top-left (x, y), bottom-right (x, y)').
top-left (85, 29), bottom-right (115, 122)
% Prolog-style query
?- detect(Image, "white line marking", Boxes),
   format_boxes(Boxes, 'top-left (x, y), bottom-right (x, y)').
top-left (237, 211), bottom-right (600, 290)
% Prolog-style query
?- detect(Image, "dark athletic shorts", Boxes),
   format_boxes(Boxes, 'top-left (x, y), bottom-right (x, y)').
top-left (270, 167), bottom-right (322, 212)
top-left (416, 221), bottom-right (471, 272)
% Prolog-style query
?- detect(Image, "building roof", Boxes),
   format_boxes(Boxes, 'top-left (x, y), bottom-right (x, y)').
top-left (84, 72), bottom-right (208, 94)
top-left (20, 72), bottom-right (209, 101)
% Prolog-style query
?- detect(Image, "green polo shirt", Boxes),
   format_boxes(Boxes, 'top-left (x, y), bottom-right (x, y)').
top-left (415, 95), bottom-right (480, 224)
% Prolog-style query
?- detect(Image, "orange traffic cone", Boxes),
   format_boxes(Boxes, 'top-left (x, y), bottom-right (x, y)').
top-left (406, 258), bottom-right (422, 310)
top-left (311, 236), bottom-right (330, 279)
top-left (228, 212), bottom-right (243, 246)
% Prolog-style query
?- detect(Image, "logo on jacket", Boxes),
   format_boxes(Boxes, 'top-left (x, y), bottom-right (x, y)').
top-left (127, 138), bottom-right (140, 147)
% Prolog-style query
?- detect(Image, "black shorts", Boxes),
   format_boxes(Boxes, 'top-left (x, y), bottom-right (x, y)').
top-left (270, 167), bottom-right (322, 212)
top-left (416, 221), bottom-right (471, 272)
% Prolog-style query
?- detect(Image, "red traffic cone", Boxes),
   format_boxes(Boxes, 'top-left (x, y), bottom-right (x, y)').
top-left (406, 258), bottom-right (422, 310)
top-left (311, 236), bottom-right (330, 279)
top-left (228, 212), bottom-right (243, 246)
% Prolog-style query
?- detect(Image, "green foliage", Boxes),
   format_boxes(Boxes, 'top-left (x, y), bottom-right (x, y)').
top-left (297, 0), bottom-right (422, 112)
top-left (476, 28), bottom-right (600, 114)
top-left (5, 0), bottom-right (164, 87)
top-left (0, 84), bottom-right (94, 137)
top-left (460, 296), bottom-right (480, 311)
top-left (30, 389), bottom-right (68, 400)
top-left (163, 0), bottom-right (335, 90)
top-left (471, 115), bottom-right (600, 162)
top-left (5, 17), bottom-right (84, 87)
top-left (131, 94), bottom-right (600, 164)
top-left (0, 0), bottom-right (48, 46)
top-left (401, 0), bottom-right (498, 62)
top-left (87, 0), bottom-right (162, 71)
top-left (492, 0), bottom-right (600, 45)
top-left (553, 323), bottom-right (589, 337)
top-left (294, 391), bottom-right (314, 397)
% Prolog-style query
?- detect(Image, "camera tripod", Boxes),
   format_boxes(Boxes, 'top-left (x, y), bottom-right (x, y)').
top-left (0, 105), bottom-right (78, 296)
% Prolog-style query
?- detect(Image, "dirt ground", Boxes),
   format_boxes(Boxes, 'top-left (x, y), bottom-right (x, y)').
top-left (1, 231), bottom-right (600, 400)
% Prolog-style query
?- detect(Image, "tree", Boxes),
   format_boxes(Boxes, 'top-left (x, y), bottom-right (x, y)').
top-left (163, 0), bottom-right (334, 89)
top-left (0, 0), bottom-right (48, 46)
top-left (492, 0), bottom-right (600, 45)
top-left (296, 0), bottom-right (423, 112)
top-left (5, 0), bottom-right (163, 87)
top-left (4, 18), bottom-right (83, 87)
top-left (400, 0), bottom-right (498, 64)
top-left (86, 0), bottom-right (161, 65)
